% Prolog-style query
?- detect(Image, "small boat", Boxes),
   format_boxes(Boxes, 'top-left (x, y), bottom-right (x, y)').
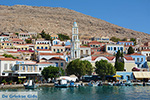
top-left (146, 83), bottom-right (150, 86)
top-left (125, 81), bottom-right (133, 86)
top-left (23, 80), bottom-right (37, 89)
top-left (88, 81), bottom-right (99, 86)
top-left (54, 79), bottom-right (69, 88)
top-left (108, 82), bottom-right (113, 86)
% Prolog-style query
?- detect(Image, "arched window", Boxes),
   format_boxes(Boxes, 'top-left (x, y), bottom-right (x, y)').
top-left (37, 47), bottom-right (39, 49)
top-left (41, 47), bottom-right (43, 49)
top-left (45, 47), bottom-right (48, 49)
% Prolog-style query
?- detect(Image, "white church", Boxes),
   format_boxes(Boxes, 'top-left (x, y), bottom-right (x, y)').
top-left (71, 21), bottom-right (91, 59)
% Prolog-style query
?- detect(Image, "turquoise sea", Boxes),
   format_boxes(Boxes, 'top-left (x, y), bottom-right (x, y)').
top-left (0, 86), bottom-right (150, 100)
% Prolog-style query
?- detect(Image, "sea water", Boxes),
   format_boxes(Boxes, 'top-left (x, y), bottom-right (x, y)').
top-left (0, 86), bottom-right (150, 100)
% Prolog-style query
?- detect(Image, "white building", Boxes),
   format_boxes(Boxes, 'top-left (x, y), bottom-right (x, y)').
top-left (71, 22), bottom-right (80, 59)
top-left (0, 58), bottom-right (16, 76)
top-left (105, 44), bottom-right (124, 54)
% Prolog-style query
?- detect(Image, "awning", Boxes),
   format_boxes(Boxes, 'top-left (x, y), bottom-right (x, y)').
top-left (18, 76), bottom-right (26, 78)
top-left (133, 72), bottom-right (150, 78)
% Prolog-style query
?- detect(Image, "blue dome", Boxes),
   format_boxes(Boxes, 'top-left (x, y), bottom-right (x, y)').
top-left (73, 22), bottom-right (78, 27)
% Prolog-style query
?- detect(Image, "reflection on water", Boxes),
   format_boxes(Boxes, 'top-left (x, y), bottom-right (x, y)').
top-left (0, 86), bottom-right (150, 100)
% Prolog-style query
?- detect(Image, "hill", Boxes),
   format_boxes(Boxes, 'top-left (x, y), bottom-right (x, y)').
top-left (0, 5), bottom-right (149, 42)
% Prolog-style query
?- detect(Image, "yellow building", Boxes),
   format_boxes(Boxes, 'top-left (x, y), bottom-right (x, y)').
top-left (35, 39), bottom-right (51, 50)
top-left (51, 45), bottom-right (65, 53)
top-left (0, 41), bottom-right (13, 49)
top-left (50, 34), bottom-right (58, 40)
top-left (13, 44), bottom-right (30, 50)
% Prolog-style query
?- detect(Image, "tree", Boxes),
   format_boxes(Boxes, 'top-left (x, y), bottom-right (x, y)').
top-left (110, 37), bottom-right (121, 42)
top-left (58, 34), bottom-right (70, 41)
top-left (15, 33), bottom-right (19, 36)
top-left (41, 66), bottom-right (59, 81)
top-left (40, 30), bottom-right (52, 40)
top-left (130, 38), bottom-right (136, 45)
top-left (25, 39), bottom-right (32, 44)
top-left (122, 38), bottom-right (127, 41)
top-left (127, 46), bottom-right (134, 54)
top-left (95, 60), bottom-right (116, 80)
top-left (3, 54), bottom-right (16, 59)
top-left (66, 59), bottom-right (93, 79)
top-left (114, 50), bottom-right (124, 71)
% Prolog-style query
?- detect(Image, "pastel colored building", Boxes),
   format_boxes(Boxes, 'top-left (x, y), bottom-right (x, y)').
top-left (141, 49), bottom-right (150, 59)
top-left (117, 41), bottom-right (134, 46)
top-left (126, 53), bottom-right (148, 68)
top-left (35, 39), bottom-right (51, 50)
top-left (0, 58), bottom-right (16, 76)
top-left (0, 41), bottom-right (13, 49)
top-left (37, 62), bottom-right (56, 72)
top-left (88, 41), bottom-right (105, 52)
top-left (50, 34), bottom-right (58, 40)
top-left (0, 36), bottom-right (9, 42)
top-left (51, 45), bottom-right (65, 53)
top-left (105, 44), bottom-right (124, 54)
top-left (116, 72), bottom-right (134, 81)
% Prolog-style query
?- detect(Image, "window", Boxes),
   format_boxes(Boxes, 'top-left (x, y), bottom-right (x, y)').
top-left (114, 47), bottom-right (116, 50)
top-left (57, 49), bottom-right (59, 52)
top-left (2, 73), bottom-right (5, 75)
top-left (61, 49), bottom-right (63, 52)
top-left (25, 48), bottom-right (27, 50)
top-left (54, 49), bottom-right (55, 52)
top-left (33, 66), bottom-right (35, 71)
top-left (137, 58), bottom-right (139, 62)
top-left (2, 43), bottom-right (4, 45)
top-left (22, 66), bottom-right (25, 71)
top-left (41, 47), bottom-right (43, 49)
top-left (26, 66), bottom-right (28, 71)
top-left (4, 64), bottom-right (7, 70)
top-left (118, 47), bottom-right (119, 50)
top-left (55, 62), bottom-right (58, 67)
top-left (108, 47), bottom-right (110, 50)
top-left (141, 58), bottom-right (143, 62)
top-left (30, 66), bottom-right (32, 71)
top-left (90, 45), bottom-right (92, 47)
top-left (61, 62), bottom-right (63, 67)
top-left (7, 43), bottom-right (9, 45)
top-left (120, 47), bottom-right (123, 51)
top-left (37, 47), bottom-right (39, 49)
top-left (39, 67), bottom-right (42, 71)
top-left (45, 47), bottom-right (48, 49)
top-left (111, 47), bottom-right (113, 50)
top-left (9, 64), bottom-right (13, 70)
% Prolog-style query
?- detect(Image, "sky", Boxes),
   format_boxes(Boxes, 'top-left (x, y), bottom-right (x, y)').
top-left (0, 0), bottom-right (150, 34)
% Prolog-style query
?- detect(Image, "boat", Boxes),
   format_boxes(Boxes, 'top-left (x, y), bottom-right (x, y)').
top-left (108, 82), bottom-right (113, 86)
top-left (54, 79), bottom-right (69, 88)
top-left (146, 83), bottom-right (150, 86)
top-left (23, 80), bottom-right (37, 89)
top-left (88, 81), bottom-right (99, 86)
top-left (125, 81), bottom-right (133, 86)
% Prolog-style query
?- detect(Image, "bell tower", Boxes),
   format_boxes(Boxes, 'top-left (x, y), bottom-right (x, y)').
top-left (71, 21), bottom-right (80, 59)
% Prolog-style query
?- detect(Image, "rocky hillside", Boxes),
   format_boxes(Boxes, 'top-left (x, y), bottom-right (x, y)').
top-left (0, 5), bottom-right (149, 42)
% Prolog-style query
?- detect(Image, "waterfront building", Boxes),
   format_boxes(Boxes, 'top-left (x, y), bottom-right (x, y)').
top-left (13, 60), bottom-right (40, 77)
top-left (116, 72), bottom-right (134, 81)
top-left (126, 53), bottom-right (148, 68)
top-left (37, 62), bottom-right (56, 72)
top-left (105, 44), bottom-right (124, 54)
top-left (71, 22), bottom-right (80, 59)
top-left (0, 58), bottom-right (16, 76)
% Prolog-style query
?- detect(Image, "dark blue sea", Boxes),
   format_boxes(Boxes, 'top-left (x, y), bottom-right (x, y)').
top-left (0, 86), bottom-right (150, 100)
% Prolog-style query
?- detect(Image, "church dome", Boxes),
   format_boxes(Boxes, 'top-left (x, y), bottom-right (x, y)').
top-left (73, 22), bottom-right (78, 27)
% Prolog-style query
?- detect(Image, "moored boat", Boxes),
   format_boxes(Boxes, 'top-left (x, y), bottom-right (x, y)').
top-left (23, 80), bottom-right (37, 89)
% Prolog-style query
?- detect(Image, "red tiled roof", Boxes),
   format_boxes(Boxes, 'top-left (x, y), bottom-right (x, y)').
top-left (7, 51), bottom-right (18, 53)
top-left (2, 41), bottom-right (11, 43)
top-left (11, 38), bottom-right (23, 42)
top-left (65, 45), bottom-right (70, 48)
top-left (53, 45), bottom-right (63, 47)
top-left (80, 46), bottom-right (90, 48)
top-left (0, 58), bottom-right (15, 61)
top-left (105, 56), bottom-right (115, 60)
top-left (49, 57), bottom-right (65, 61)
top-left (126, 53), bottom-right (143, 56)
top-left (88, 41), bottom-right (104, 45)
top-left (125, 45), bottom-right (135, 47)
top-left (92, 56), bottom-right (98, 61)
top-left (37, 49), bottom-right (51, 51)
top-left (118, 41), bottom-right (133, 43)
top-left (124, 57), bottom-right (134, 60)
top-left (37, 62), bottom-right (54, 64)
top-left (40, 53), bottom-right (63, 56)
top-left (141, 49), bottom-right (150, 51)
